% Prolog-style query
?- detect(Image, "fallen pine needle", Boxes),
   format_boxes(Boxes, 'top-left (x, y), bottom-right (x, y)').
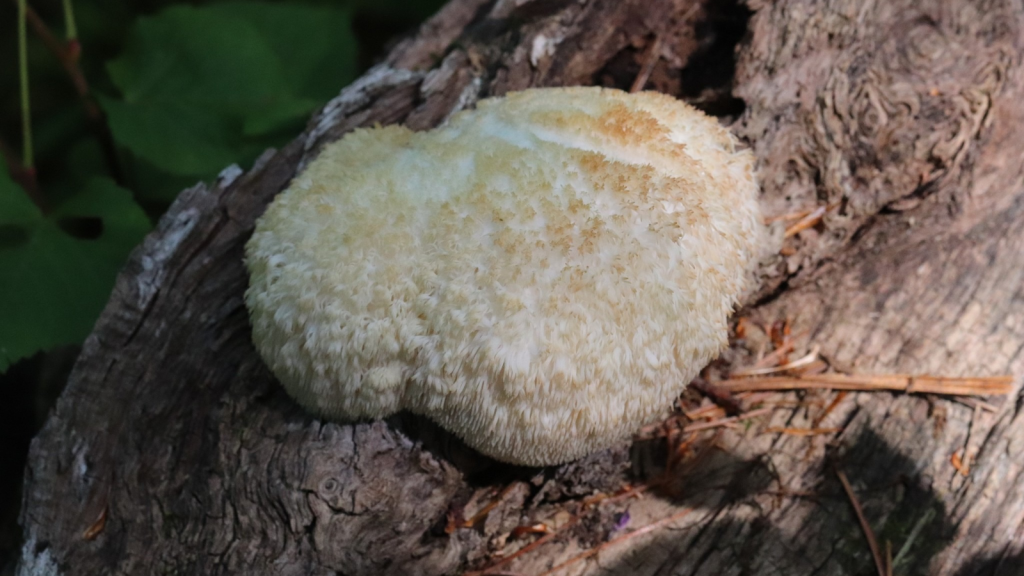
top-left (714, 373), bottom-right (1013, 396)
top-left (812, 391), bottom-right (849, 428)
top-left (835, 467), bottom-right (887, 576)
top-left (886, 540), bottom-right (894, 576)
top-left (950, 450), bottom-right (971, 476)
top-left (682, 403), bottom-right (727, 421)
top-left (731, 346), bottom-right (821, 376)
top-left (764, 427), bottom-right (841, 436)
top-left (681, 407), bottom-right (773, 433)
top-left (464, 483), bottom-right (523, 528)
top-left (472, 370), bottom-right (1008, 573)
top-left (636, 408), bottom-right (772, 439)
top-left (752, 341), bottom-right (795, 369)
top-left (82, 506), bottom-right (107, 540)
top-left (536, 508), bottom-right (693, 576)
top-left (891, 508), bottom-right (936, 570)
top-left (765, 206), bottom-right (816, 224)
top-left (511, 524), bottom-right (553, 539)
top-left (629, 35), bottom-right (661, 93)
top-left (469, 523), bottom-right (569, 576)
top-left (583, 484), bottom-right (648, 507)
top-left (469, 485), bottom-right (647, 576)
top-left (952, 396), bottom-right (998, 412)
top-left (784, 205), bottom-right (828, 237)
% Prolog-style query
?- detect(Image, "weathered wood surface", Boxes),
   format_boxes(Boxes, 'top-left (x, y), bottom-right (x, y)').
top-left (18, 0), bottom-right (1024, 574)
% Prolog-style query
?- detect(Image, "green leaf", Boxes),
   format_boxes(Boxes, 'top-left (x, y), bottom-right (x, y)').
top-left (101, 95), bottom-right (243, 176)
top-left (100, 2), bottom-right (356, 178)
top-left (106, 6), bottom-right (286, 114)
top-left (0, 175), bottom-right (40, 228)
top-left (0, 165), bottom-right (151, 372)
top-left (207, 2), bottom-right (358, 103)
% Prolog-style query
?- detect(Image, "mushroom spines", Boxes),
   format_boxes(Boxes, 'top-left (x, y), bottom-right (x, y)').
top-left (245, 86), bottom-right (767, 466)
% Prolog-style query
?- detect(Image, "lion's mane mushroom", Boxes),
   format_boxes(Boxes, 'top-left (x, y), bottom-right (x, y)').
top-left (245, 86), bottom-right (768, 466)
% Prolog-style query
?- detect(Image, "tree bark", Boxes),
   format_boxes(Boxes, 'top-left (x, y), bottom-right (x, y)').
top-left (18, 0), bottom-right (1024, 574)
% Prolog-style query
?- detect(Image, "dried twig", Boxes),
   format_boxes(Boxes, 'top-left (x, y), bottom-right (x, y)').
top-left (834, 467), bottom-right (886, 576)
top-left (715, 373), bottom-right (1013, 397)
top-left (629, 35), bottom-right (662, 93)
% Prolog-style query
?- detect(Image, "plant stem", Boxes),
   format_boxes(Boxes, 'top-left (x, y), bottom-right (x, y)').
top-left (18, 0), bottom-right (34, 171)
top-left (62, 0), bottom-right (81, 63)
top-left (0, 137), bottom-right (47, 212)
top-left (62, 0), bottom-right (77, 41)
top-left (21, 2), bottom-right (89, 100)
top-left (13, 0), bottom-right (125, 186)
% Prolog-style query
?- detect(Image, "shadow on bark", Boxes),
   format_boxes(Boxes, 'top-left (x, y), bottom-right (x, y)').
top-left (591, 429), bottom-right (955, 576)
top-left (951, 549), bottom-right (1024, 576)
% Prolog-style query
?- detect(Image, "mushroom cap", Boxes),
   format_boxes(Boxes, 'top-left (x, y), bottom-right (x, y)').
top-left (245, 87), bottom-right (766, 466)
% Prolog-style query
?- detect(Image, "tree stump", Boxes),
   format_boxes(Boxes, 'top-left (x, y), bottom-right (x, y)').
top-left (18, 0), bottom-right (1024, 574)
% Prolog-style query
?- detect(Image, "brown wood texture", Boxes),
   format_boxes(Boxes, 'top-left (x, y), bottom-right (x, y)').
top-left (18, 0), bottom-right (1024, 574)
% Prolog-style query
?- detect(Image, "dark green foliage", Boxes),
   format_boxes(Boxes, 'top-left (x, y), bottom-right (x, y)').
top-left (0, 163), bottom-right (150, 371)
top-left (101, 3), bottom-right (357, 186)
top-left (0, 0), bottom-right (445, 373)
top-left (0, 0), bottom-right (446, 566)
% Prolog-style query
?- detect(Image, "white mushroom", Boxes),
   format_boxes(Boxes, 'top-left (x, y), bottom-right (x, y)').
top-left (245, 86), bottom-right (768, 466)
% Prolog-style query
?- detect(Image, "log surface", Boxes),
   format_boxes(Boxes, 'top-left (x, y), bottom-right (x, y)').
top-left (19, 0), bottom-right (1024, 574)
